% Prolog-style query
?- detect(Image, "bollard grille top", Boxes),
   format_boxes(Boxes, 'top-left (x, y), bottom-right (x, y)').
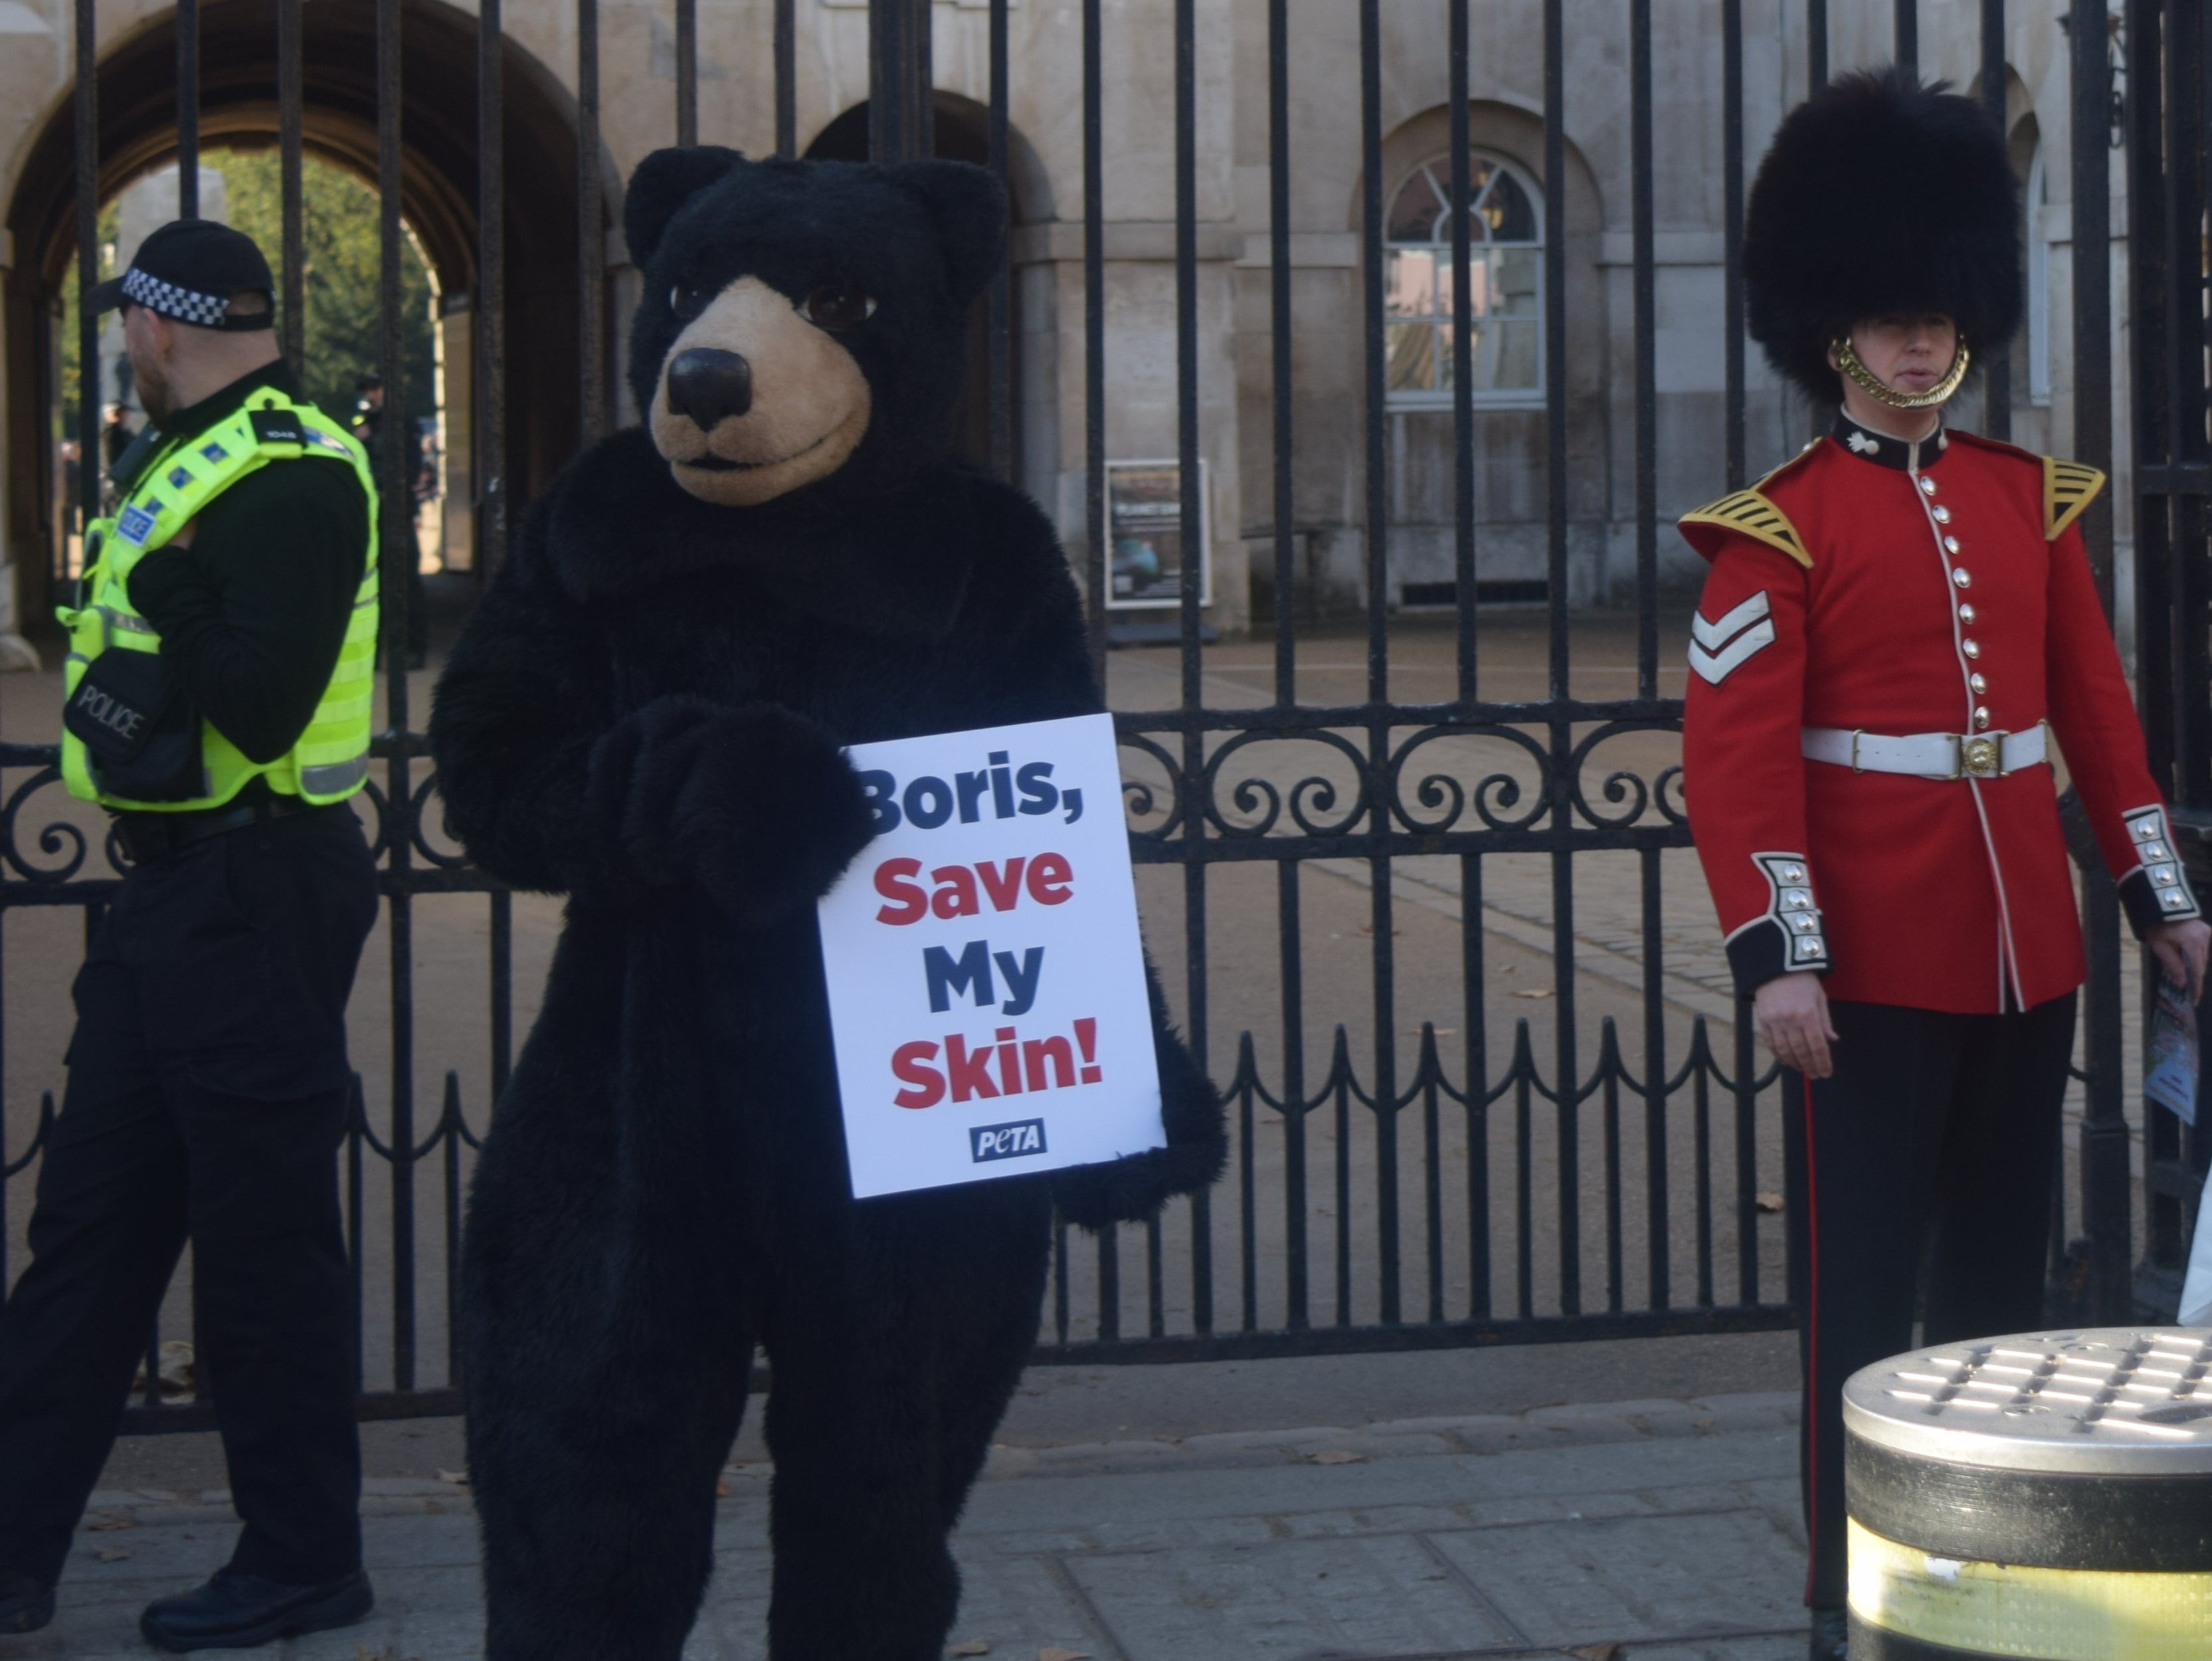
top-left (1843, 1328), bottom-right (2212, 1474)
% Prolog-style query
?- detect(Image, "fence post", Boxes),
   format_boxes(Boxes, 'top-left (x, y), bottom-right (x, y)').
top-left (868, 0), bottom-right (931, 163)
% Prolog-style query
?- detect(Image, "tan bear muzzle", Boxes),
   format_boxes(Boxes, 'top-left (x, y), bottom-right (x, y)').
top-left (650, 276), bottom-right (872, 506)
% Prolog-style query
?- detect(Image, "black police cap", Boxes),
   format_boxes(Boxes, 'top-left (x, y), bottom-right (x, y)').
top-left (85, 219), bottom-right (275, 332)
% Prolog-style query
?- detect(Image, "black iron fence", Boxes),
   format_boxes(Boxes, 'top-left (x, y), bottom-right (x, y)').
top-left (0, 0), bottom-right (2185, 1432)
top-left (2125, 0), bottom-right (2212, 1312)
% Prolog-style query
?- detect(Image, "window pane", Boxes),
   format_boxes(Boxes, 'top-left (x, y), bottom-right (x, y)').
top-left (1388, 169), bottom-right (1445, 243)
top-left (1483, 168), bottom-right (1538, 243)
top-left (1443, 156), bottom-right (1497, 244)
top-left (1386, 321), bottom-right (1439, 393)
top-left (1385, 248), bottom-right (1438, 320)
top-left (1492, 247), bottom-right (1541, 317)
top-left (1491, 319), bottom-right (1539, 389)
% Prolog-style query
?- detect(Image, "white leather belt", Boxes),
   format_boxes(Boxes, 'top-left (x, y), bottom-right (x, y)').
top-left (1800, 723), bottom-right (2048, 781)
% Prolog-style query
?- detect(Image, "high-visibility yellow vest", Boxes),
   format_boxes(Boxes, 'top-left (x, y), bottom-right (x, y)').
top-left (57, 386), bottom-right (379, 811)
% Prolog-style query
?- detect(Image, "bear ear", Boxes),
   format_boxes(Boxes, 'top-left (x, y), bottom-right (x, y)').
top-left (624, 146), bottom-right (745, 268)
top-left (885, 160), bottom-right (1007, 307)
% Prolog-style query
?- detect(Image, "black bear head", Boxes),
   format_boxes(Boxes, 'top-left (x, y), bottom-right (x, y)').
top-left (624, 147), bottom-right (1006, 508)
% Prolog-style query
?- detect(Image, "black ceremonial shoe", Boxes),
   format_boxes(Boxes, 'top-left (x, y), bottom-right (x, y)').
top-left (139, 1568), bottom-right (373, 1652)
top-left (0, 1569), bottom-right (54, 1634)
top-left (1809, 1605), bottom-right (1849, 1660)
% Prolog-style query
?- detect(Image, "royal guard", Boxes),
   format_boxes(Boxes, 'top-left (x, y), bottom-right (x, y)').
top-left (1678, 70), bottom-right (2211, 1660)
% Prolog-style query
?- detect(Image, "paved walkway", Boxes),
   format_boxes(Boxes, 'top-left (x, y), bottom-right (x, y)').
top-left (4, 1393), bottom-right (1807, 1661)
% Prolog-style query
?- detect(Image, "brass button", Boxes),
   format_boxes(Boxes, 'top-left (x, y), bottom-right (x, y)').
top-left (1973, 707), bottom-right (1992, 730)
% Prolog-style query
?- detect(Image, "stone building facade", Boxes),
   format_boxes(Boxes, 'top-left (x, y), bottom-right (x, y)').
top-left (0, 0), bottom-right (2124, 646)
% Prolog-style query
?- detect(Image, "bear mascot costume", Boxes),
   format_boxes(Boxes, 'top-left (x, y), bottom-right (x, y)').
top-left (428, 146), bottom-right (1225, 1661)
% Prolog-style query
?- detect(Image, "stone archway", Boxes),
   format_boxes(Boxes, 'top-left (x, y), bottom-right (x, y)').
top-left (3, 0), bottom-right (608, 631)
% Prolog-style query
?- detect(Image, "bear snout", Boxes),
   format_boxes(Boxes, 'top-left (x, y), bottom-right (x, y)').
top-left (666, 347), bottom-right (754, 430)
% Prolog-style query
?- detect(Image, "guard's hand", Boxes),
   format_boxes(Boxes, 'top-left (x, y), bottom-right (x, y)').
top-left (2146, 918), bottom-right (2211, 1005)
top-left (1752, 971), bottom-right (1837, 1079)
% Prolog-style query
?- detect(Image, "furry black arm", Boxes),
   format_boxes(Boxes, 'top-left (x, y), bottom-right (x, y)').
top-left (428, 514), bottom-right (618, 896)
top-left (1048, 956), bottom-right (1228, 1230)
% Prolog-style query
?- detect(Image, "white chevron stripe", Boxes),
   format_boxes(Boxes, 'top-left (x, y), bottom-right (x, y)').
top-left (1687, 618), bottom-right (1776, 686)
top-left (1691, 589), bottom-right (1770, 650)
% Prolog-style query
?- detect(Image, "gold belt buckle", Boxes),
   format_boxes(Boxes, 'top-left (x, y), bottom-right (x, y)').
top-left (1958, 732), bottom-right (2006, 779)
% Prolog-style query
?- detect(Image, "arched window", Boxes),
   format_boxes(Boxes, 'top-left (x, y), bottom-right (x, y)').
top-left (2025, 148), bottom-right (2051, 406)
top-left (1384, 151), bottom-right (1544, 409)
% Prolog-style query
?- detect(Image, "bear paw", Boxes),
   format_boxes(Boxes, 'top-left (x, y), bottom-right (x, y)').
top-left (589, 696), bottom-right (875, 924)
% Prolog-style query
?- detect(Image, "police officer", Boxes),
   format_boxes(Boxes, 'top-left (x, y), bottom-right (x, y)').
top-left (0, 220), bottom-right (381, 1650)
top-left (1679, 73), bottom-right (2211, 1660)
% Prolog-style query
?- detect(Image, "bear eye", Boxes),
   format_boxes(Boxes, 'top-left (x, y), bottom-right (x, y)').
top-left (670, 286), bottom-right (707, 322)
top-left (801, 284), bottom-right (876, 332)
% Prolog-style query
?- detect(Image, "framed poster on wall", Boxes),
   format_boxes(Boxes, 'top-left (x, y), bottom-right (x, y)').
top-left (1105, 458), bottom-right (1212, 610)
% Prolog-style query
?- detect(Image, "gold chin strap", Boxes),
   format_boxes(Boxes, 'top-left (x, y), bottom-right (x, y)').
top-left (1832, 334), bottom-right (1972, 410)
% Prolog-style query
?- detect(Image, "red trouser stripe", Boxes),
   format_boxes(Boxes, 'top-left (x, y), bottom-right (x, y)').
top-left (1801, 1074), bottom-right (1821, 1607)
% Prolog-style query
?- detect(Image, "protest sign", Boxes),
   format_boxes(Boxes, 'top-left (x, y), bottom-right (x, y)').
top-left (817, 712), bottom-right (1164, 1199)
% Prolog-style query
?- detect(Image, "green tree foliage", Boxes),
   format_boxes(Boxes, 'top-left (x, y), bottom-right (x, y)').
top-left (55, 199), bottom-right (120, 440)
top-left (213, 147), bottom-right (438, 430)
top-left (59, 150), bottom-right (436, 440)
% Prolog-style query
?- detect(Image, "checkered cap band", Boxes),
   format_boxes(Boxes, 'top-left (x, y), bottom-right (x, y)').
top-left (121, 264), bottom-right (233, 327)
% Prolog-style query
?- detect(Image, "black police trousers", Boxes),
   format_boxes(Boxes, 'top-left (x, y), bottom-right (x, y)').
top-left (0, 803), bottom-right (378, 1589)
top-left (1782, 991), bottom-right (2077, 1611)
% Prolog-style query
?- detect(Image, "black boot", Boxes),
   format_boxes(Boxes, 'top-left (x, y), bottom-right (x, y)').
top-left (1810, 1605), bottom-right (1849, 1660)
top-left (0, 1569), bottom-right (54, 1634)
top-left (139, 1568), bottom-right (373, 1652)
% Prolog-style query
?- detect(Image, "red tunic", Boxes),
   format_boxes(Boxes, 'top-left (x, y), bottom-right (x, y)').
top-left (1679, 417), bottom-right (2198, 1014)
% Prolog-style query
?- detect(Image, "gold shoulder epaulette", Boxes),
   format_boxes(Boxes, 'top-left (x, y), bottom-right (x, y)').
top-left (2043, 456), bottom-right (2105, 541)
top-left (1679, 488), bottom-right (1811, 569)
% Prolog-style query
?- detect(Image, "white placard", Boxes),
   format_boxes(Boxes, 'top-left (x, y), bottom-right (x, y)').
top-left (818, 713), bottom-right (1164, 1199)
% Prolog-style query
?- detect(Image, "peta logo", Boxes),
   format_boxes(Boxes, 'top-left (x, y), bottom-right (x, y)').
top-left (969, 1118), bottom-right (1047, 1163)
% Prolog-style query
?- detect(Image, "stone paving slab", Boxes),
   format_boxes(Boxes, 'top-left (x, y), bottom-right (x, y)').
top-left (1428, 1510), bottom-right (1806, 1648)
top-left (1066, 1533), bottom-right (1522, 1659)
top-left (0, 1398), bottom-right (1807, 1661)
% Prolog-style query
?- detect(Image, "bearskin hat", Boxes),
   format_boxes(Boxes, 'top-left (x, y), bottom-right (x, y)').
top-left (1744, 68), bottom-right (2021, 403)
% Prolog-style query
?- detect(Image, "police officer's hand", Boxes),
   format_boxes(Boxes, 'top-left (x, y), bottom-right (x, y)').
top-left (589, 696), bottom-right (876, 924)
top-left (2147, 918), bottom-right (2212, 1005)
top-left (1752, 971), bottom-right (1837, 1078)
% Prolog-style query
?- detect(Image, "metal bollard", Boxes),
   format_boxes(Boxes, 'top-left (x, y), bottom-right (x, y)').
top-left (1843, 1329), bottom-right (2212, 1660)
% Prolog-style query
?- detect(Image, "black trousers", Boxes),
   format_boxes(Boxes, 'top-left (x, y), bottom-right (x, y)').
top-left (0, 804), bottom-right (378, 1589)
top-left (1782, 991), bottom-right (2077, 1611)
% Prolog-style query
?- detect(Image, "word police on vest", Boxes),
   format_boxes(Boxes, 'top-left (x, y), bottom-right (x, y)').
top-left (858, 747), bottom-right (1085, 832)
top-left (68, 680), bottom-right (147, 745)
